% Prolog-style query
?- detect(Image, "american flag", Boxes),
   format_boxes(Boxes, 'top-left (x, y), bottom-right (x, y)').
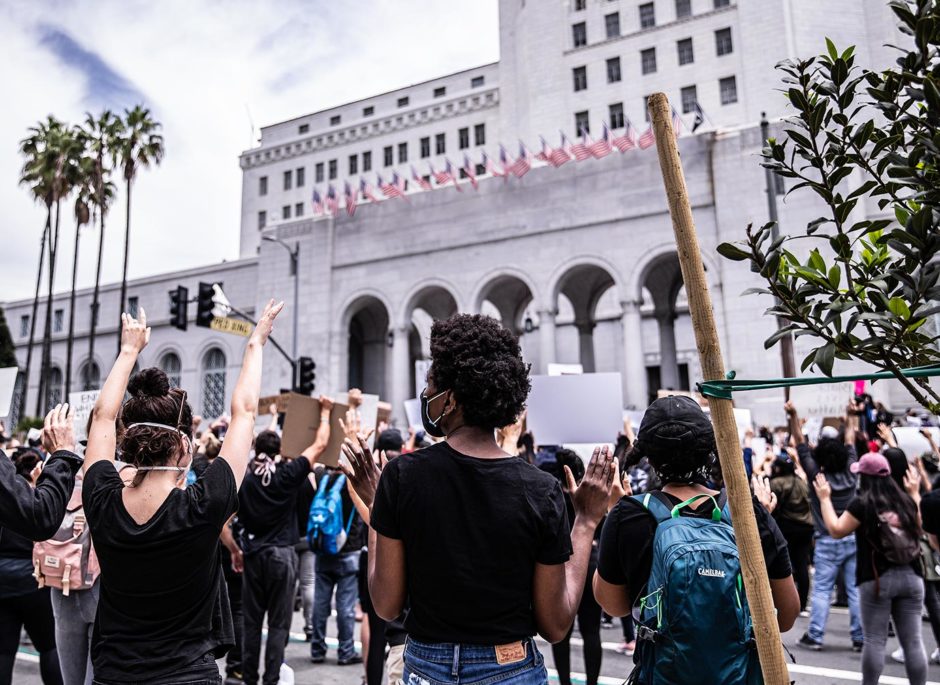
top-left (570, 131), bottom-right (592, 161)
top-left (498, 145), bottom-right (512, 176)
top-left (672, 107), bottom-right (683, 139)
top-left (344, 181), bottom-right (357, 217)
top-left (311, 188), bottom-right (323, 215)
top-left (483, 151), bottom-right (507, 179)
top-left (412, 166), bottom-right (431, 190)
top-left (612, 120), bottom-right (637, 152)
top-left (509, 142), bottom-right (531, 177)
top-left (637, 125), bottom-right (656, 149)
top-left (549, 133), bottom-right (572, 167)
top-left (325, 185), bottom-right (339, 214)
top-left (589, 123), bottom-right (613, 158)
top-left (382, 172), bottom-right (407, 199)
top-left (433, 159), bottom-right (462, 191)
top-left (535, 136), bottom-right (551, 162)
top-left (463, 154), bottom-right (479, 190)
top-left (359, 177), bottom-right (379, 203)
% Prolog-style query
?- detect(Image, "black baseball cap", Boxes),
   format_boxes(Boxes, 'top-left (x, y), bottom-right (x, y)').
top-left (636, 395), bottom-right (714, 452)
top-left (376, 428), bottom-right (404, 452)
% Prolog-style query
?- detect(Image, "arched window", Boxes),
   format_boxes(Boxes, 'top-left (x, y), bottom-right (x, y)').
top-left (201, 348), bottom-right (226, 418)
top-left (79, 360), bottom-right (101, 391)
top-left (160, 352), bottom-right (182, 389)
top-left (45, 367), bottom-right (63, 411)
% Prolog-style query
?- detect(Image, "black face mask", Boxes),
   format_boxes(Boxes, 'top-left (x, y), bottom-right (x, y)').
top-left (421, 389), bottom-right (448, 438)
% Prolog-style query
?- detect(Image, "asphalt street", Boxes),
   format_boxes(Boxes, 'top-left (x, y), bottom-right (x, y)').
top-left (13, 604), bottom-right (940, 684)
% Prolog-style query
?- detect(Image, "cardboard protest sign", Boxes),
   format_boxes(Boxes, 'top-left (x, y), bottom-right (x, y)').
top-left (528, 373), bottom-right (623, 445)
top-left (68, 390), bottom-right (100, 443)
top-left (0, 367), bottom-right (18, 418)
top-left (281, 395), bottom-right (349, 467)
top-left (257, 392), bottom-right (292, 415)
top-left (789, 381), bottom-right (854, 419)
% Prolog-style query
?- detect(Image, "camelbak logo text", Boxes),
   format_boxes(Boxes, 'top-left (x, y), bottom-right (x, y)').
top-left (697, 567), bottom-right (726, 578)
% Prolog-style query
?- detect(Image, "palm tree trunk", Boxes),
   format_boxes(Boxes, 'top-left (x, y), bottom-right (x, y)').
top-left (117, 178), bottom-right (132, 354)
top-left (65, 219), bottom-right (82, 398)
top-left (36, 199), bottom-right (60, 415)
top-left (19, 215), bottom-right (49, 420)
top-left (87, 163), bottom-right (106, 388)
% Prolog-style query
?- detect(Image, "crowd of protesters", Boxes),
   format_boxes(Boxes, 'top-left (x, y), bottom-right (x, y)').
top-left (0, 307), bottom-right (939, 685)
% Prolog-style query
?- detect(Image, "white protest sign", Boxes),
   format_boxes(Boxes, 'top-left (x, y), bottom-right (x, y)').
top-left (548, 363), bottom-right (583, 376)
top-left (403, 399), bottom-right (422, 430)
top-left (789, 381), bottom-right (854, 419)
top-left (69, 390), bottom-right (100, 443)
top-left (414, 360), bottom-right (431, 399)
top-left (702, 406), bottom-right (753, 441)
top-left (0, 367), bottom-right (18, 418)
top-left (528, 372), bottom-right (623, 445)
top-left (356, 393), bottom-right (380, 433)
top-left (893, 427), bottom-right (940, 462)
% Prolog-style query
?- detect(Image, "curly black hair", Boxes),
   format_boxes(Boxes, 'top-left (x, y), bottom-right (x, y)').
top-left (429, 314), bottom-right (531, 430)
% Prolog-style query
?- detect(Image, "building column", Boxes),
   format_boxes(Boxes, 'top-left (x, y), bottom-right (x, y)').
top-left (538, 309), bottom-right (556, 374)
top-left (575, 320), bottom-right (596, 373)
top-left (390, 325), bottom-right (411, 427)
top-left (657, 310), bottom-right (680, 390)
top-left (621, 300), bottom-right (648, 408)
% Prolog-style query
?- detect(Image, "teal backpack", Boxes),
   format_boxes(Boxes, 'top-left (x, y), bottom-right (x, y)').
top-left (628, 491), bottom-right (762, 685)
top-left (306, 474), bottom-right (355, 555)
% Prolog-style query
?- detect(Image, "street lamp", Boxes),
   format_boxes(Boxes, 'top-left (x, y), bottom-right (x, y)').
top-left (262, 235), bottom-right (300, 362)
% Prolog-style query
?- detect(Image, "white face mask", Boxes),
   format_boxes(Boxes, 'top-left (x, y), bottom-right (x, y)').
top-left (126, 423), bottom-right (193, 487)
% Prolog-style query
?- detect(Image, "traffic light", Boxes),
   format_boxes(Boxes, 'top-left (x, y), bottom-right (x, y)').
top-left (168, 286), bottom-right (188, 331)
top-left (195, 282), bottom-right (217, 328)
top-left (295, 356), bottom-right (316, 395)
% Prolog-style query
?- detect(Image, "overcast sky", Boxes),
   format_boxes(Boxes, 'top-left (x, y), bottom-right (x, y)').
top-left (0, 0), bottom-right (500, 303)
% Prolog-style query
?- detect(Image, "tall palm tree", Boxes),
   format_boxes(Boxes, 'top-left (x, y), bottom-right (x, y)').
top-left (18, 116), bottom-right (68, 415)
top-left (83, 111), bottom-right (120, 380)
top-left (64, 129), bottom-right (94, 398)
top-left (115, 105), bottom-right (164, 345)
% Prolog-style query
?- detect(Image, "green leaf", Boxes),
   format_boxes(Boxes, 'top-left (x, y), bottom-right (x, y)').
top-left (825, 37), bottom-right (838, 62)
top-left (814, 343), bottom-right (836, 376)
top-left (888, 297), bottom-right (911, 319)
top-left (828, 264), bottom-right (841, 289)
top-left (895, 206), bottom-right (910, 226)
top-left (717, 243), bottom-right (751, 261)
top-left (808, 249), bottom-right (826, 273)
top-left (765, 325), bottom-right (798, 350)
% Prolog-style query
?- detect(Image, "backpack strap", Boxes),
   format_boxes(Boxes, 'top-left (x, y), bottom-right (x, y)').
top-left (670, 494), bottom-right (723, 522)
top-left (328, 474), bottom-right (347, 495)
top-left (632, 492), bottom-right (672, 523)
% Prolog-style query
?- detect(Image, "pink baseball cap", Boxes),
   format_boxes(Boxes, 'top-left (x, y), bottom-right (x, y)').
top-left (850, 452), bottom-right (891, 477)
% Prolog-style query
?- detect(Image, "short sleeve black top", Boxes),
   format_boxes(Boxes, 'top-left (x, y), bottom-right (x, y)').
top-left (83, 458), bottom-right (238, 682)
top-left (846, 496), bottom-right (922, 585)
top-left (370, 442), bottom-right (572, 644)
top-left (238, 456), bottom-right (311, 554)
top-left (922, 490), bottom-right (940, 537)
top-left (597, 491), bottom-right (792, 606)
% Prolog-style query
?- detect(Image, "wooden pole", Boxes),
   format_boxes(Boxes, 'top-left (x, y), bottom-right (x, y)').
top-left (648, 93), bottom-right (789, 685)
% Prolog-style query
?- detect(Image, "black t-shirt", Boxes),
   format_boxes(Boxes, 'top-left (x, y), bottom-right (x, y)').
top-left (83, 458), bottom-right (238, 681)
top-left (798, 443), bottom-right (858, 537)
top-left (847, 496), bottom-right (922, 585)
top-left (238, 456), bottom-right (311, 554)
top-left (370, 442), bottom-right (572, 644)
top-left (597, 490), bottom-right (792, 606)
top-left (922, 490), bottom-right (940, 537)
top-left (295, 468), bottom-right (366, 552)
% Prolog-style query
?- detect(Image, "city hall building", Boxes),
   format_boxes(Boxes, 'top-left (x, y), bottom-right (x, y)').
top-left (2, 0), bottom-right (914, 429)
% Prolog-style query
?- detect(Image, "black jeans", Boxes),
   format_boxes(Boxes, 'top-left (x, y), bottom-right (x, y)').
top-left (778, 519), bottom-right (814, 612)
top-left (93, 650), bottom-right (220, 685)
top-left (242, 546), bottom-right (297, 685)
top-left (359, 549), bottom-right (387, 685)
top-left (223, 564), bottom-right (243, 678)
top-left (924, 579), bottom-right (940, 650)
top-left (0, 587), bottom-right (61, 685)
top-left (552, 555), bottom-right (602, 685)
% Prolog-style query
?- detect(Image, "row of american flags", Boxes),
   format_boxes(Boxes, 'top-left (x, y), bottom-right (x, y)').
top-left (311, 108), bottom-right (688, 218)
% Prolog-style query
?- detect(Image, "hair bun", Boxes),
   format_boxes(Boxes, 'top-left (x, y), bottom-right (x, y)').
top-left (127, 367), bottom-right (170, 399)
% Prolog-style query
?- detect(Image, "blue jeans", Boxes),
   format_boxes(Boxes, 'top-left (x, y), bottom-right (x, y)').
top-left (311, 551), bottom-right (360, 661)
top-left (404, 638), bottom-right (547, 685)
top-left (808, 536), bottom-right (863, 644)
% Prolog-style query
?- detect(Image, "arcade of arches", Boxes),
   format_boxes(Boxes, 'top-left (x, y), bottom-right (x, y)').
top-left (340, 252), bottom-right (699, 421)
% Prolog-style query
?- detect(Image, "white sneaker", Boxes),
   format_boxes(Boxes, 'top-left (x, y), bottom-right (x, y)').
top-left (932, 648), bottom-right (940, 665)
top-left (890, 647), bottom-right (905, 664)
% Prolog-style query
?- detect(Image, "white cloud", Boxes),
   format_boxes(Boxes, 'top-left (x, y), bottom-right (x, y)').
top-left (0, 0), bottom-right (499, 303)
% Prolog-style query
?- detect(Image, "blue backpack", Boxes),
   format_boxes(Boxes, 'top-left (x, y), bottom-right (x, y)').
top-left (306, 474), bottom-right (356, 555)
top-left (628, 491), bottom-right (761, 685)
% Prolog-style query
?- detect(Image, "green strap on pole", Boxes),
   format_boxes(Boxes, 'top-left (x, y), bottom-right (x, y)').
top-left (697, 364), bottom-right (940, 400)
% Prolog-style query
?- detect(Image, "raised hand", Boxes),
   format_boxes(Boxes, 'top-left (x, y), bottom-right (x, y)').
top-left (42, 403), bottom-right (76, 454)
top-left (339, 434), bottom-right (387, 509)
top-left (608, 456), bottom-right (632, 510)
top-left (903, 464), bottom-right (922, 499)
top-left (813, 472), bottom-right (832, 500)
top-left (120, 308), bottom-right (150, 354)
top-left (751, 473), bottom-right (777, 514)
top-left (570, 445), bottom-right (615, 526)
top-left (338, 407), bottom-right (374, 443)
top-left (249, 299), bottom-right (285, 347)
